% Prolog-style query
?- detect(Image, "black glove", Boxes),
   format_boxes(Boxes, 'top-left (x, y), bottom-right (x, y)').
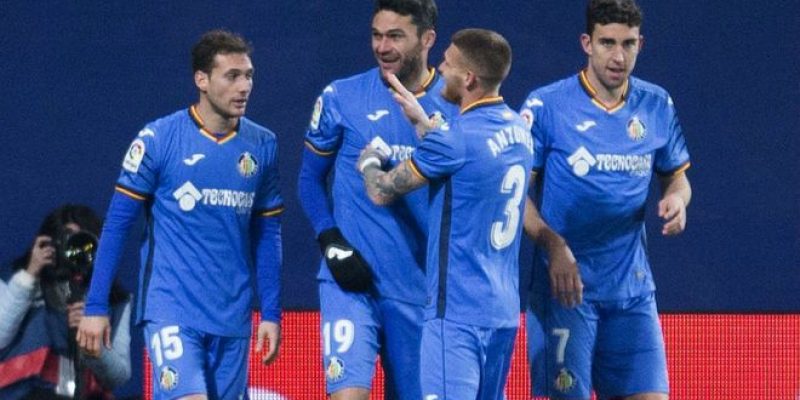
top-left (318, 227), bottom-right (374, 292)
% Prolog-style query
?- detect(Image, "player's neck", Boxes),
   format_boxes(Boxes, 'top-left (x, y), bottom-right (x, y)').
top-left (401, 65), bottom-right (432, 94)
top-left (194, 100), bottom-right (239, 133)
top-left (459, 88), bottom-right (500, 112)
top-left (584, 68), bottom-right (625, 107)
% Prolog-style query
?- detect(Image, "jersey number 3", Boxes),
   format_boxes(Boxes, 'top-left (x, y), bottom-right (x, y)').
top-left (491, 164), bottom-right (526, 250)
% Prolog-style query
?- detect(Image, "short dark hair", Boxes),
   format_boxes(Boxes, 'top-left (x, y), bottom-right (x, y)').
top-left (451, 28), bottom-right (512, 90)
top-left (586, 0), bottom-right (643, 36)
top-left (374, 0), bottom-right (437, 35)
top-left (191, 29), bottom-right (252, 74)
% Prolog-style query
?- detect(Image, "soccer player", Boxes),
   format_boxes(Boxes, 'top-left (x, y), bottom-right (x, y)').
top-left (297, 0), bottom-right (456, 398)
top-left (76, 30), bottom-right (284, 400)
top-left (519, 1), bottom-right (692, 399)
top-left (359, 28), bottom-right (531, 399)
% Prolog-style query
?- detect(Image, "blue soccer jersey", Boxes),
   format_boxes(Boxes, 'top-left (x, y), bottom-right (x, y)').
top-left (410, 98), bottom-right (534, 328)
top-left (116, 106), bottom-right (283, 337)
top-left (304, 67), bottom-right (457, 305)
top-left (520, 70), bottom-right (690, 301)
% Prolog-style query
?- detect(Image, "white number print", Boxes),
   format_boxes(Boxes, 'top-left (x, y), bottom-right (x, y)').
top-left (491, 164), bottom-right (526, 250)
top-left (323, 320), bottom-right (355, 356)
top-left (149, 325), bottom-right (184, 367)
top-left (553, 328), bottom-right (570, 364)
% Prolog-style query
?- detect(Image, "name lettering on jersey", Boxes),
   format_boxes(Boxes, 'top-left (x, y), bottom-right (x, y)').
top-left (183, 154), bottom-right (205, 166)
top-left (123, 139), bottom-right (146, 173)
top-left (486, 125), bottom-right (533, 158)
top-left (366, 109), bottom-right (390, 121)
top-left (138, 128), bottom-right (155, 138)
top-left (567, 146), bottom-right (652, 177)
top-left (173, 181), bottom-right (255, 212)
top-left (575, 120), bottom-right (597, 132)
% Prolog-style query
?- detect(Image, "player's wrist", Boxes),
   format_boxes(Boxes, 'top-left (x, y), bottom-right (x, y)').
top-left (317, 227), bottom-right (346, 252)
top-left (358, 156), bottom-right (382, 174)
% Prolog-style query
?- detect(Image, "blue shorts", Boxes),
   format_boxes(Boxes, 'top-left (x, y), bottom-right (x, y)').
top-left (421, 318), bottom-right (517, 400)
top-left (143, 321), bottom-right (249, 400)
top-left (319, 280), bottom-right (423, 398)
top-left (528, 292), bottom-right (668, 399)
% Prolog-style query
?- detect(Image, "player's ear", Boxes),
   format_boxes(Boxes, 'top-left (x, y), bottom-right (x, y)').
top-left (194, 70), bottom-right (209, 92)
top-left (421, 29), bottom-right (436, 51)
top-left (580, 33), bottom-right (592, 57)
top-left (465, 70), bottom-right (479, 91)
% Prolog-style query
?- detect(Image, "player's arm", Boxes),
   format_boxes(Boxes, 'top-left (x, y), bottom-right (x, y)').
top-left (657, 170), bottom-right (692, 236)
top-left (359, 158), bottom-right (427, 206)
top-left (298, 93), bottom-right (375, 293)
top-left (252, 213), bottom-right (282, 365)
top-left (78, 190), bottom-right (143, 357)
top-left (523, 173), bottom-right (582, 307)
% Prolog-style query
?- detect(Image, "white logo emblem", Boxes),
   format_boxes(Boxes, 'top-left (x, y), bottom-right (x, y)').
top-left (567, 146), bottom-right (597, 177)
top-left (575, 120), bottom-right (597, 132)
top-left (367, 109), bottom-right (390, 121)
top-left (138, 128), bottom-right (155, 138)
top-left (310, 96), bottom-right (323, 130)
top-left (173, 181), bottom-right (202, 211)
top-left (425, 395), bottom-right (440, 400)
top-left (183, 154), bottom-right (205, 166)
top-left (525, 97), bottom-right (544, 107)
top-left (326, 247), bottom-right (353, 261)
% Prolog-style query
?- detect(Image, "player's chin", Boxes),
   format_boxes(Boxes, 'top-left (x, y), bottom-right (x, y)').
top-left (229, 104), bottom-right (247, 116)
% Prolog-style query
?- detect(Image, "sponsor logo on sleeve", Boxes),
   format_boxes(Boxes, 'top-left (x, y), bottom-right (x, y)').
top-left (122, 139), bottom-right (146, 173)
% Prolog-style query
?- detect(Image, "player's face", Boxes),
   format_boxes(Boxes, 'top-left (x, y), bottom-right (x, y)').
top-left (581, 23), bottom-right (642, 92)
top-left (197, 52), bottom-right (254, 119)
top-left (372, 10), bottom-right (427, 83)
top-left (438, 45), bottom-right (467, 105)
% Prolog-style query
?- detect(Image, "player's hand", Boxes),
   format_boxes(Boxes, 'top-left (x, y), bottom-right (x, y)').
top-left (67, 301), bottom-right (85, 329)
top-left (357, 137), bottom-right (391, 174)
top-left (547, 243), bottom-right (583, 308)
top-left (256, 321), bottom-right (281, 365)
top-left (26, 235), bottom-right (55, 277)
top-left (658, 194), bottom-right (686, 236)
top-left (318, 227), bottom-right (374, 292)
top-left (76, 316), bottom-right (111, 358)
top-left (386, 73), bottom-right (432, 137)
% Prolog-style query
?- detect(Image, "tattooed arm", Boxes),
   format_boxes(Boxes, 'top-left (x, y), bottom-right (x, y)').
top-left (361, 160), bottom-right (427, 206)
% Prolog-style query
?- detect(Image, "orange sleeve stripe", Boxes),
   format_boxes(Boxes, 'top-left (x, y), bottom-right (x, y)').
top-left (406, 159), bottom-right (427, 181)
top-left (304, 141), bottom-right (335, 156)
top-left (659, 161), bottom-right (691, 177)
top-left (258, 206), bottom-right (285, 217)
top-left (115, 186), bottom-right (147, 201)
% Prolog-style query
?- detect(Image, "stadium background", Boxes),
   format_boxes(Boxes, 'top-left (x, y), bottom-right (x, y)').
top-left (1, 1), bottom-right (797, 398)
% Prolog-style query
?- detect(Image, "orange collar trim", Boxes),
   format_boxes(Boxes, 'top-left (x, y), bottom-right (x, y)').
top-left (189, 105), bottom-right (238, 144)
top-left (386, 67), bottom-right (437, 98)
top-left (579, 69), bottom-right (628, 113)
top-left (461, 96), bottom-right (504, 114)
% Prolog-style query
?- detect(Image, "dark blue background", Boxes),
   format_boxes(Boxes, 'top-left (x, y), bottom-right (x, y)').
top-left (2, 1), bottom-right (798, 396)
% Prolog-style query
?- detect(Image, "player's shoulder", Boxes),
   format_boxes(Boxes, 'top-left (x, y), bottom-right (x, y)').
top-left (138, 108), bottom-right (190, 140)
top-left (628, 76), bottom-right (673, 106)
top-left (524, 74), bottom-right (578, 103)
top-left (325, 68), bottom-right (381, 96)
top-left (239, 117), bottom-right (278, 143)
